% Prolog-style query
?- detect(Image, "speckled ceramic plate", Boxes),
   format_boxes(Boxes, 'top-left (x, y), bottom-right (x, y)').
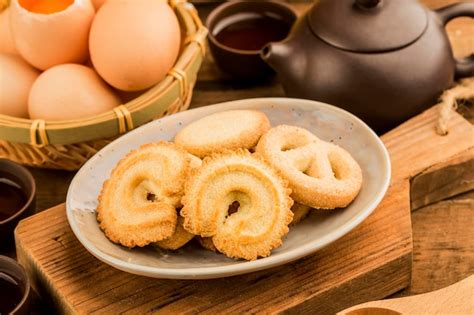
top-left (66, 98), bottom-right (391, 279)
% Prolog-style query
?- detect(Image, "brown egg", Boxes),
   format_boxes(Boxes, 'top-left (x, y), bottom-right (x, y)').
top-left (0, 53), bottom-right (40, 118)
top-left (89, 0), bottom-right (181, 91)
top-left (91, 0), bottom-right (106, 11)
top-left (0, 0), bottom-right (8, 11)
top-left (10, 0), bottom-right (95, 70)
top-left (115, 88), bottom-right (148, 103)
top-left (28, 64), bottom-right (121, 121)
top-left (0, 8), bottom-right (19, 55)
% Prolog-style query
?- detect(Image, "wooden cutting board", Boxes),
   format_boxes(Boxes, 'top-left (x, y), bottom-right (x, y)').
top-left (14, 106), bottom-right (473, 314)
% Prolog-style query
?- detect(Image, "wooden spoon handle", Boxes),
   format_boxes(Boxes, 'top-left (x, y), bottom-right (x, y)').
top-left (339, 276), bottom-right (474, 314)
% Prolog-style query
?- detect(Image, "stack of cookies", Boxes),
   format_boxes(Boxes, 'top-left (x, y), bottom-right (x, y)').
top-left (97, 110), bottom-right (362, 261)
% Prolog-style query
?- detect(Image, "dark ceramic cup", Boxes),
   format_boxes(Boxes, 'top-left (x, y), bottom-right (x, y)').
top-left (206, 1), bottom-right (297, 79)
top-left (0, 159), bottom-right (36, 248)
top-left (0, 256), bottom-right (31, 315)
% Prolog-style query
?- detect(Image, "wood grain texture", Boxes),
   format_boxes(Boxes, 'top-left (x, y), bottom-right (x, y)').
top-left (409, 192), bottom-right (474, 295)
top-left (22, 0), bottom-right (473, 222)
top-left (410, 148), bottom-right (474, 211)
top-left (29, 168), bottom-right (75, 212)
top-left (385, 191), bottom-right (474, 302)
top-left (14, 105), bottom-right (473, 314)
top-left (8, 1), bottom-right (474, 313)
top-left (382, 105), bottom-right (473, 183)
top-left (15, 182), bottom-right (412, 315)
top-left (339, 276), bottom-right (474, 314)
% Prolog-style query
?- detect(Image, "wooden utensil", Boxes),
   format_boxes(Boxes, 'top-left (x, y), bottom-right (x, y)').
top-left (14, 104), bottom-right (473, 313)
top-left (339, 276), bottom-right (474, 314)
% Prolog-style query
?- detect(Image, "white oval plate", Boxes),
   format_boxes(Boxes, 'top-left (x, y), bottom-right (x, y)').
top-left (66, 98), bottom-right (391, 279)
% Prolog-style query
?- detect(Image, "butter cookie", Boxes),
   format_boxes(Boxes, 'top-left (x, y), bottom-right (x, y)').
top-left (256, 125), bottom-right (362, 209)
top-left (181, 151), bottom-right (293, 260)
top-left (155, 216), bottom-right (195, 250)
top-left (291, 203), bottom-right (311, 225)
top-left (175, 110), bottom-right (270, 158)
top-left (97, 142), bottom-right (194, 247)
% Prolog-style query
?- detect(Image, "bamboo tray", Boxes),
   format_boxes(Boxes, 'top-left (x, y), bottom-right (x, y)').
top-left (0, 0), bottom-right (207, 170)
top-left (15, 105), bottom-right (474, 313)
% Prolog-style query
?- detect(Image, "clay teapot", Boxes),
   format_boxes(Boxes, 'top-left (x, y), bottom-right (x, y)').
top-left (262, 0), bottom-right (474, 132)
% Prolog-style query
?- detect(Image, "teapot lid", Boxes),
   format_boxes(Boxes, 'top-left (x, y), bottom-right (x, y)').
top-left (308, 0), bottom-right (428, 53)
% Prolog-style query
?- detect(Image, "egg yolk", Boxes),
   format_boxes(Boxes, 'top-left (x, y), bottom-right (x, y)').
top-left (19, 0), bottom-right (74, 14)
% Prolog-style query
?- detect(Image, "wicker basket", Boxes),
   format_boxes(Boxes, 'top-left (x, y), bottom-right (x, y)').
top-left (0, 0), bottom-right (207, 170)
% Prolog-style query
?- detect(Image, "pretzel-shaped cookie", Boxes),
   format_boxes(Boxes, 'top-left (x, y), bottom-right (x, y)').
top-left (181, 150), bottom-right (293, 260)
top-left (97, 142), bottom-right (195, 248)
top-left (256, 125), bottom-right (362, 209)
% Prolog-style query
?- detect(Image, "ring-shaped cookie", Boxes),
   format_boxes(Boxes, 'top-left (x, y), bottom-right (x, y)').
top-left (256, 125), bottom-right (363, 209)
top-left (97, 142), bottom-right (193, 247)
top-left (181, 151), bottom-right (293, 260)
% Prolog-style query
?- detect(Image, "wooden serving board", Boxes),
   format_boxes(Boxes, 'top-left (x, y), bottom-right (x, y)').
top-left (15, 106), bottom-right (473, 314)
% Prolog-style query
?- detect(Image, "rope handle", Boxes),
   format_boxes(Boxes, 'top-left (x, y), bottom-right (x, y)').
top-left (436, 77), bottom-right (474, 135)
top-left (113, 105), bottom-right (134, 134)
top-left (30, 119), bottom-right (49, 147)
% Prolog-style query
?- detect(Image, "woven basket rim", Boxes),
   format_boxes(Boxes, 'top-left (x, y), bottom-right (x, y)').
top-left (0, 0), bottom-right (207, 146)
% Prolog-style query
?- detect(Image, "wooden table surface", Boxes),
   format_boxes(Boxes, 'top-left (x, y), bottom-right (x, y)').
top-left (2, 0), bottom-right (473, 313)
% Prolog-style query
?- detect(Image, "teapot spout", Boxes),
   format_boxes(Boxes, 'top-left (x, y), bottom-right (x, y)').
top-left (261, 42), bottom-right (292, 73)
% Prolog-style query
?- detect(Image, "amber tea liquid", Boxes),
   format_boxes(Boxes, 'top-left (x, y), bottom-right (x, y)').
top-left (0, 174), bottom-right (27, 222)
top-left (214, 12), bottom-right (291, 51)
top-left (0, 271), bottom-right (23, 313)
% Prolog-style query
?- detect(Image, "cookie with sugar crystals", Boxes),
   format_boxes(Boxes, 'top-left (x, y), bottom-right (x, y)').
top-left (181, 150), bottom-right (293, 261)
top-left (97, 141), bottom-right (195, 248)
top-left (175, 110), bottom-right (271, 158)
top-left (256, 125), bottom-right (362, 209)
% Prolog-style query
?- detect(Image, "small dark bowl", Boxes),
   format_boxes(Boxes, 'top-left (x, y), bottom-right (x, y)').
top-left (206, 1), bottom-right (297, 80)
top-left (0, 159), bottom-right (36, 248)
top-left (0, 256), bottom-right (31, 315)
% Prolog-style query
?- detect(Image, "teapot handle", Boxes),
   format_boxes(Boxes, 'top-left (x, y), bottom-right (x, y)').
top-left (436, 3), bottom-right (474, 78)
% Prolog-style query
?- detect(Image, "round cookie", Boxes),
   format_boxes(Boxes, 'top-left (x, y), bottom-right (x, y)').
top-left (187, 153), bottom-right (202, 169)
top-left (256, 125), bottom-right (363, 209)
top-left (175, 110), bottom-right (271, 158)
top-left (97, 142), bottom-right (194, 248)
top-left (290, 203), bottom-right (311, 225)
top-left (155, 216), bottom-right (195, 250)
top-left (197, 237), bottom-right (219, 253)
top-left (181, 150), bottom-right (293, 260)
